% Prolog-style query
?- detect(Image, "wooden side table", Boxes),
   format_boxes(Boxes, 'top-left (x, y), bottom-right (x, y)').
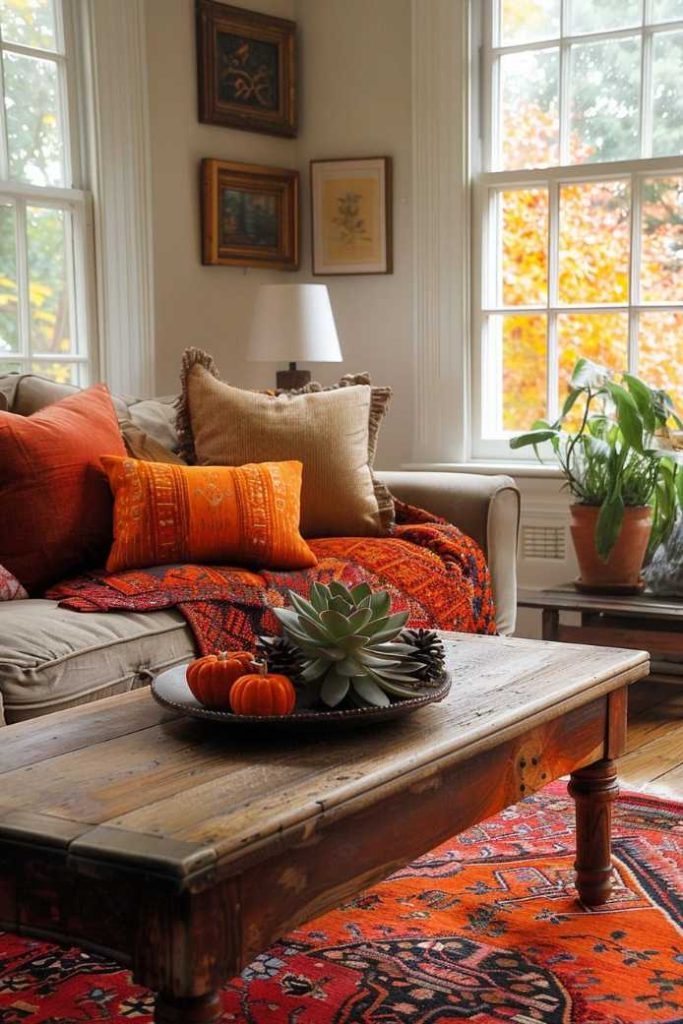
top-left (518, 585), bottom-right (683, 685)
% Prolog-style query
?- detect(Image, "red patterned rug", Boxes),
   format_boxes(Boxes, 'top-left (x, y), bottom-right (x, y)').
top-left (0, 782), bottom-right (680, 1023)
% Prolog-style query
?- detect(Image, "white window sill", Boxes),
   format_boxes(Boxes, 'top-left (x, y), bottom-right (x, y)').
top-left (401, 461), bottom-right (564, 479)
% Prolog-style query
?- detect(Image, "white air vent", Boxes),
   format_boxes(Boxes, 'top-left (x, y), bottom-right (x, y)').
top-left (522, 524), bottom-right (566, 561)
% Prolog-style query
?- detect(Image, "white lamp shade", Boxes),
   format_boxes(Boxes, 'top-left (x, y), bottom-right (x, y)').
top-left (247, 284), bottom-right (342, 363)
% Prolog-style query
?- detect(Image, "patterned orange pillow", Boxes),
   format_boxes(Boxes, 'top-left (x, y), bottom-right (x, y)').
top-left (102, 457), bottom-right (317, 573)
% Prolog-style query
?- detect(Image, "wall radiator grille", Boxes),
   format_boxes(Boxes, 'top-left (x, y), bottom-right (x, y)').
top-left (522, 524), bottom-right (566, 561)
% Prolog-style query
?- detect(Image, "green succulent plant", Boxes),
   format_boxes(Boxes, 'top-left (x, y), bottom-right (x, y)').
top-left (272, 581), bottom-right (432, 708)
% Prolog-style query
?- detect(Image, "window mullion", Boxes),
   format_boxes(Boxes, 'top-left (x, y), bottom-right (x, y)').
top-left (0, 48), bottom-right (9, 181)
top-left (63, 204), bottom-right (80, 370)
top-left (629, 171), bottom-right (642, 374)
top-left (559, 0), bottom-right (571, 165)
top-left (641, 27), bottom-right (654, 157)
top-left (547, 180), bottom-right (561, 419)
top-left (15, 198), bottom-right (31, 367)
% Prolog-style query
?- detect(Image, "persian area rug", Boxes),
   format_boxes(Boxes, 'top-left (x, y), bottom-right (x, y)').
top-left (0, 783), bottom-right (680, 1024)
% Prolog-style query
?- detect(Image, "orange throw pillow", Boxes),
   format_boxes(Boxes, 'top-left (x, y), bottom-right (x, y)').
top-left (103, 457), bottom-right (317, 573)
top-left (0, 384), bottom-right (126, 593)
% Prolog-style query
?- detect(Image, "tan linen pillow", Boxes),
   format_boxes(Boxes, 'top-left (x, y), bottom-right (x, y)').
top-left (176, 349), bottom-right (395, 529)
top-left (183, 364), bottom-right (383, 537)
top-left (279, 372), bottom-right (391, 465)
top-left (279, 372), bottom-right (394, 528)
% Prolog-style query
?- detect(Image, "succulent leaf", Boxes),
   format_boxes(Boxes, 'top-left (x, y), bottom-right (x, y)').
top-left (309, 582), bottom-right (328, 612)
top-left (347, 607), bottom-right (373, 632)
top-left (320, 609), bottom-right (355, 638)
top-left (352, 676), bottom-right (391, 707)
top-left (369, 590), bottom-right (391, 619)
top-left (321, 670), bottom-right (350, 707)
top-left (298, 616), bottom-right (335, 643)
top-left (287, 591), bottom-right (316, 617)
top-left (335, 656), bottom-right (363, 677)
top-left (300, 658), bottom-right (330, 681)
top-left (350, 582), bottom-right (372, 603)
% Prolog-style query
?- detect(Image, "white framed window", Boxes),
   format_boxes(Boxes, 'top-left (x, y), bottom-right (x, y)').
top-left (472, 0), bottom-right (683, 460)
top-left (0, 0), bottom-right (95, 386)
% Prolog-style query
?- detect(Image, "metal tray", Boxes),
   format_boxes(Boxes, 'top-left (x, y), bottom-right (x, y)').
top-left (151, 663), bottom-right (452, 730)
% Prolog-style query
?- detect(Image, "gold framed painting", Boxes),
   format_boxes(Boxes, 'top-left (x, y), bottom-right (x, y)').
top-left (196, 0), bottom-right (297, 137)
top-left (310, 157), bottom-right (393, 276)
top-left (201, 159), bottom-right (299, 270)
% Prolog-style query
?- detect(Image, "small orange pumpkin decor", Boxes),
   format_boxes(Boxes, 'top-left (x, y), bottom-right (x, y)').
top-left (229, 662), bottom-right (296, 717)
top-left (186, 650), bottom-right (255, 708)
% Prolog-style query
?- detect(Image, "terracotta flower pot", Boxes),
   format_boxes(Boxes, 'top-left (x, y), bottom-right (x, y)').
top-left (570, 504), bottom-right (652, 592)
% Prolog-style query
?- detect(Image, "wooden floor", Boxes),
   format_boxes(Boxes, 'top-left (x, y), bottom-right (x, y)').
top-left (621, 678), bottom-right (683, 801)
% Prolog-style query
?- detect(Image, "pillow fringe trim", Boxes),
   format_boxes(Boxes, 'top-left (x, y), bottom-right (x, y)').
top-left (176, 347), bottom-right (220, 464)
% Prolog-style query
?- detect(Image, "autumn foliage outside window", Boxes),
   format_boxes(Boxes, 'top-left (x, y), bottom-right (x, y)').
top-left (478, 0), bottom-right (683, 444)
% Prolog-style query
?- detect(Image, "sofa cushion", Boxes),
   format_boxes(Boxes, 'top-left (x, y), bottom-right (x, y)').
top-left (119, 395), bottom-right (180, 451)
top-left (119, 419), bottom-right (186, 464)
top-left (0, 372), bottom-right (78, 415)
top-left (0, 600), bottom-right (194, 723)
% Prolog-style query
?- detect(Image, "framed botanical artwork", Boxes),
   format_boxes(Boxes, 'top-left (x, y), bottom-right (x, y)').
top-left (196, 0), bottom-right (297, 137)
top-left (201, 159), bottom-right (299, 270)
top-left (310, 157), bottom-right (393, 276)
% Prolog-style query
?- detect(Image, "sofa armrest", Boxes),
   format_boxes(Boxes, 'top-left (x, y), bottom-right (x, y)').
top-left (376, 471), bottom-right (521, 636)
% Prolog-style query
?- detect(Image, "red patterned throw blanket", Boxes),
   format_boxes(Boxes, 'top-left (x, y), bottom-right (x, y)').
top-left (48, 502), bottom-right (496, 653)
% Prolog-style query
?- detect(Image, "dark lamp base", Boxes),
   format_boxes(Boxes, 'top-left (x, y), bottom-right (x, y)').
top-left (276, 367), bottom-right (311, 390)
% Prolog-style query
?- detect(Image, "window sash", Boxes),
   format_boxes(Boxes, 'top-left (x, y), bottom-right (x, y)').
top-left (483, 3), bottom-right (683, 171)
top-left (0, 193), bottom-right (92, 384)
top-left (0, 0), bottom-right (95, 386)
top-left (471, 0), bottom-right (683, 461)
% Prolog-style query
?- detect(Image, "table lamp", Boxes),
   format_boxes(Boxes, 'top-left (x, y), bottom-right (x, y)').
top-left (247, 283), bottom-right (342, 390)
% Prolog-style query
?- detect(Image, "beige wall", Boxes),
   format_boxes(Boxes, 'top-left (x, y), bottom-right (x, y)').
top-left (145, 0), bottom-right (296, 396)
top-left (145, 0), bottom-right (414, 468)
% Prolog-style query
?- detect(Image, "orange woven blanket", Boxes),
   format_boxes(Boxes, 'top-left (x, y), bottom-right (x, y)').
top-left (48, 501), bottom-right (496, 653)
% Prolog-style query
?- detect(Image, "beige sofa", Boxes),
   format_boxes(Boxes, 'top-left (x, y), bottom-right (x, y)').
top-left (0, 374), bottom-right (520, 725)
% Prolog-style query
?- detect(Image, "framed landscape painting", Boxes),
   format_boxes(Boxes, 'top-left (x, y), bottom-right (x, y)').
top-left (310, 157), bottom-right (393, 276)
top-left (201, 159), bottom-right (299, 270)
top-left (196, 0), bottom-right (297, 137)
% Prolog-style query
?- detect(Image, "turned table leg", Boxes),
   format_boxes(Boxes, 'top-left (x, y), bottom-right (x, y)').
top-left (568, 759), bottom-right (619, 907)
top-left (154, 990), bottom-right (222, 1023)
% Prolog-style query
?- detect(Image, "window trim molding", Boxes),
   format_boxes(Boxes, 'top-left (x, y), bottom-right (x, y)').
top-left (80, 0), bottom-right (154, 396)
top-left (411, 0), bottom-right (471, 464)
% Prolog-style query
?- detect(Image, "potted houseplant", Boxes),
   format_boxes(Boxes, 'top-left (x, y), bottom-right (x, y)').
top-left (510, 358), bottom-right (683, 592)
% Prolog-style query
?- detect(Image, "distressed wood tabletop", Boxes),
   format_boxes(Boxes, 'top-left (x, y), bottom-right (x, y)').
top-left (0, 632), bottom-right (648, 889)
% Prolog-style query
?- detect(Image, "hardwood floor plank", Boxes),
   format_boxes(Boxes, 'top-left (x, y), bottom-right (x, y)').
top-left (622, 678), bottom-right (683, 799)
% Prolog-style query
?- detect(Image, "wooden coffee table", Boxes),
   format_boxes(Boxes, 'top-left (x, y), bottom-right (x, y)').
top-left (0, 633), bottom-right (648, 1024)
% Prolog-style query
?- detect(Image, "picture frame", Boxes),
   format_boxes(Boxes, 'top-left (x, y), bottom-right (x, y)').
top-left (310, 157), bottom-right (393, 276)
top-left (201, 159), bottom-right (299, 270)
top-left (196, 0), bottom-right (297, 138)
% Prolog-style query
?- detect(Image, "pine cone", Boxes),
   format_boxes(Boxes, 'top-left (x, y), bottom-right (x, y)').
top-left (400, 628), bottom-right (446, 685)
top-left (257, 635), bottom-right (307, 680)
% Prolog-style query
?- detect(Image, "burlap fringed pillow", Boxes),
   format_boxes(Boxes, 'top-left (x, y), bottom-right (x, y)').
top-left (176, 348), bottom-right (395, 535)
